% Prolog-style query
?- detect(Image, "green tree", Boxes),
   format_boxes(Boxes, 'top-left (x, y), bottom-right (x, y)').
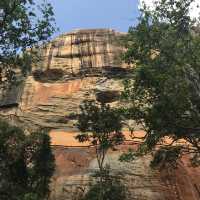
top-left (0, 120), bottom-right (55, 200)
top-left (76, 100), bottom-right (125, 199)
top-left (81, 166), bottom-right (127, 200)
top-left (122, 0), bottom-right (200, 167)
top-left (0, 0), bottom-right (56, 84)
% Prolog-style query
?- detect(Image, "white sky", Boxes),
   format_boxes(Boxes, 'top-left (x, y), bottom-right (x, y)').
top-left (139, 0), bottom-right (200, 19)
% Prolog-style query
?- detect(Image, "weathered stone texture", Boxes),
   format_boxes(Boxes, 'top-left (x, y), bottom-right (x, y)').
top-left (51, 146), bottom-right (200, 200)
top-left (35, 29), bottom-right (126, 76)
top-left (0, 29), bottom-right (126, 130)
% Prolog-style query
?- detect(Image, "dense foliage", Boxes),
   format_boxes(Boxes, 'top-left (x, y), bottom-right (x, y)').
top-left (0, 0), bottom-right (56, 84)
top-left (0, 120), bottom-right (55, 200)
top-left (81, 167), bottom-right (127, 200)
top-left (122, 0), bottom-right (200, 167)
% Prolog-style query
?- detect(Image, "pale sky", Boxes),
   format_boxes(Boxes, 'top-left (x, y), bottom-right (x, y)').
top-left (40, 0), bottom-right (200, 37)
top-left (139, 0), bottom-right (200, 20)
top-left (47, 0), bottom-right (140, 37)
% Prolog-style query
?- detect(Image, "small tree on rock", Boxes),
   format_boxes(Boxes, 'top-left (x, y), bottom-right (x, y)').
top-left (76, 100), bottom-right (125, 199)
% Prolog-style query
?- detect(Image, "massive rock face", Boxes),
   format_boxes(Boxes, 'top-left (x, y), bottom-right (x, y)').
top-left (0, 29), bottom-right (128, 131)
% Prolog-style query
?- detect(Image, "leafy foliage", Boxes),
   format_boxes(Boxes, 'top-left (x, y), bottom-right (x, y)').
top-left (0, 0), bottom-right (56, 84)
top-left (122, 0), bottom-right (200, 166)
top-left (150, 146), bottom-right (182, 169)
top-left (81, 167), bottom-right (127, 200)
top-left (76, 100), bottom-right (125, 169)
top-left (77, 101), bottom-right (124, 151)
top-left (76, 100), bottom-right (124, 171)
top-left (0, 120), bottom-right (55, 200)
top-left (119, 148), bottom-right (136, 162)
top-left (76, 100), bottom-right (125, 199)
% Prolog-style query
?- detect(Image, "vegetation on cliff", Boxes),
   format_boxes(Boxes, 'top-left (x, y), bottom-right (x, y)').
top-left (121, 0), bottom-right (200, 167)
top-left (81, 166), bottom-right (127, 200)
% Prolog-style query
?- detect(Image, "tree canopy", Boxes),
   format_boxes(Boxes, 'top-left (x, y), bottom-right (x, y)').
top-left (122, 0), bottom-right (200, 167)
top-left (0, 0), bottom-right (56, 84)
top-left (76, 100), bottom-right (124, 171)
top-left (0, 120), bottom-right (55, 200)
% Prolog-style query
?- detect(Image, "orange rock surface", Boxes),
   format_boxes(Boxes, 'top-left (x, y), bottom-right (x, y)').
top-left (50, 130), bottom-right (200, 200)
top-left (49, 130), bottom-right (146, 146)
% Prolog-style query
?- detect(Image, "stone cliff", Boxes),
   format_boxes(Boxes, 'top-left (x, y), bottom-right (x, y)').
top-left (0, 29), bottom-right (128, 131)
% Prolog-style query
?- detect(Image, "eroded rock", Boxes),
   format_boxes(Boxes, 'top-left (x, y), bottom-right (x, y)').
top-left (34, 29), bottom-right (126, 77)
top-left (0, 29), bottom-right (127, 130)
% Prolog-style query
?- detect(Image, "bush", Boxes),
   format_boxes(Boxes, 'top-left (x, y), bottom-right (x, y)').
top-left (81, 167), bottom-right (127, 200)
top-left (0, 120), bottom-right (55, 200)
